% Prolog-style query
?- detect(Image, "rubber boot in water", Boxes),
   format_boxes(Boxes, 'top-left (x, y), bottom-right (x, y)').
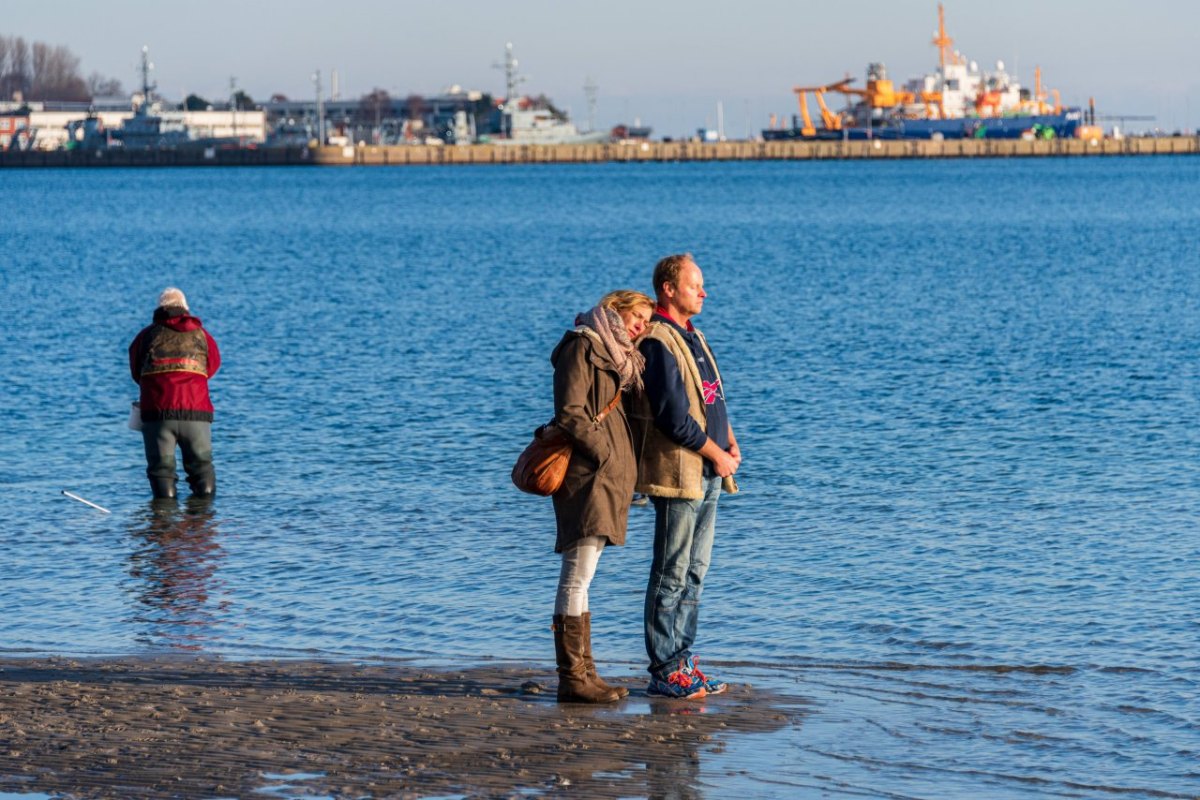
top-left (149, 476), bottom-right (177, 500)
top-left (189, 473), bottom-right (215, 497)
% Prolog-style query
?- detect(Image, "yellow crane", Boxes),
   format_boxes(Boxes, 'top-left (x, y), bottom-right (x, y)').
top-left (791, 74), bottom-right (944, 135)
top-left (790, 79), bottom-right (854, 136)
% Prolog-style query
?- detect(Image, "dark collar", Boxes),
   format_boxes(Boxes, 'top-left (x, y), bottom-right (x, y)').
top-left (153, 305), bottom-right (190, 323)
top-left (653, 306), bottom-right (695, 333)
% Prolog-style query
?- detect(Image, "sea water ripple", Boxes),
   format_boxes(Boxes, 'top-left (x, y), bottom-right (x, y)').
top-left (1, 158), bottom-right (1198, 798)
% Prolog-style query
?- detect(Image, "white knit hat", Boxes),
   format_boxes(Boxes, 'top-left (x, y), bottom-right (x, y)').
top-left (157, 287), bottom-right (189, 310)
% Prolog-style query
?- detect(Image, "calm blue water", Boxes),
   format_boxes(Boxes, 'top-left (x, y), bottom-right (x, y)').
top-left (1, 158), bottom-right (1198, 798)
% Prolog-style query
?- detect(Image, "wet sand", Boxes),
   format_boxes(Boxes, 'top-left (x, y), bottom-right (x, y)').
top-left (0, 656), bottom-right (803, 799)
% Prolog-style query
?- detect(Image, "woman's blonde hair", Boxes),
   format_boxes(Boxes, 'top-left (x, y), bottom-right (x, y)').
top-left (599, 289), bottom-right (654, 315)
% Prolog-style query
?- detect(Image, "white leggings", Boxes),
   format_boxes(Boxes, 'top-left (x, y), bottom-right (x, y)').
top-left (555, 535), bottom-right (606, 617)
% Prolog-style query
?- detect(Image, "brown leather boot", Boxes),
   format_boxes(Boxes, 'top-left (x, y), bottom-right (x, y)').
top-left (553, 615), bottom-right (620, 703)
top-left (581, 612), bottom-right (629, 698)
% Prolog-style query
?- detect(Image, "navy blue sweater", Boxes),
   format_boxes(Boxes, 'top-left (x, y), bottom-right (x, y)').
top-left (639, 313), bottom-right (730, 454)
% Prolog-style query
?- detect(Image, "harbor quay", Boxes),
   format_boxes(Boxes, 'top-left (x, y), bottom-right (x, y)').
top-left (313, 136), bottom-right (1200, 164)
top-left (0, 135), bottom-right (1197, 168)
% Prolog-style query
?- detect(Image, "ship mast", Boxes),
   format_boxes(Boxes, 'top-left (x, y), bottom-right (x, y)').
top-left (931, 3), bottom-right (953, 70)
top-left (496, 43), bottom-right (526, 138)
top-left (312, 70), bottom-right (324, 144)
top-left (583, 76), bottom-right (598, 133)
top-left (138, 46), bottom-right (156, 111)
top-left (930, 4), bottom-right (953, 118)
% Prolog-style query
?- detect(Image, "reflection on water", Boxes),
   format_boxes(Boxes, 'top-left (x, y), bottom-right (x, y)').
top-left (125, 497), bottom-right (225, 651)
top-left (645, 700), bottom-right (706, 800)
top-left (531, 690), bottom-right (793, 800)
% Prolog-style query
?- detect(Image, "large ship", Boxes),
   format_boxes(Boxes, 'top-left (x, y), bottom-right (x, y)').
top-left (490, 44), bottom-right (609, 145)
top-left (764, 4), bottom-right (1086, 141)
top-left (113, 47), bottom-right (191, 150)
top-left (64, 48), bottom-right (216, 151)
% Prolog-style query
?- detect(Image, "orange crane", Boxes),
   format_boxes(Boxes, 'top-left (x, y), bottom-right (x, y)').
top-left (919, 90), bottom-right (945, 119)
top-left (790, 79), bottom-right (853, 136)
top-left (1031, 66), bottom-right (1064, 114)
top-left (792, 74), bottom-right (947, 134)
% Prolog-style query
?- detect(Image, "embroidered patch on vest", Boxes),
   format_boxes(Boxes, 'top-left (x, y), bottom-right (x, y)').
top-left (141, 327), bottom-right (208, 377)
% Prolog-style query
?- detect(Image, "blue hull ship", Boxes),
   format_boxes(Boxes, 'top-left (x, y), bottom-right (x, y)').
top-left (764, 109), bottom-right (1083, 141)
top-left (763, 4), bottom-right (1088, 143)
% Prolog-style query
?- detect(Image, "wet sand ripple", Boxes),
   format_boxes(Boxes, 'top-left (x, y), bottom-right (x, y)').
top-left (0, 656), bottom-right (802, 798)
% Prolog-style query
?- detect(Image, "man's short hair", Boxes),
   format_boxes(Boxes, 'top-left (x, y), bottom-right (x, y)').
top-left (652, 253), bottom-right (695, 301)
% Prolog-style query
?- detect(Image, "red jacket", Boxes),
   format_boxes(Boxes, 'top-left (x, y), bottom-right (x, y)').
top-left (129, 308), bottom-right (221, 422)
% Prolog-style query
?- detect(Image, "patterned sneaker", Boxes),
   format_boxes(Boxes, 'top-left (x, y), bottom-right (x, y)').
top-left (686, 655), bottom-right (728, 696)
top-left (646, 659), bottom-right (707, 700)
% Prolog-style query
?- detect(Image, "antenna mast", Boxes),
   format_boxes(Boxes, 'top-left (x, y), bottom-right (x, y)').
top-left (932, 3), bottom-right (953, 70)
top-left (583, 76), bottom-right (598, 132)
top-left (230, 76), bottom-right (238, 140)
top-left (494, 43), bottom-right (526, 138)
top-left (312, 70), bottom-right (324, 144)
top-left (139, 46), bottom-right (156, 110)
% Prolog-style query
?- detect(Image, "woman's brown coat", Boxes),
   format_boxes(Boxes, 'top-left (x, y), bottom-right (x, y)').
top-left (549, 329), bottom-right (637, 553)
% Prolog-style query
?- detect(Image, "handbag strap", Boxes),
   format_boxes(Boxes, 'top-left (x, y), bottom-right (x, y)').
top-left (591, 389), bottom-right (623, 426)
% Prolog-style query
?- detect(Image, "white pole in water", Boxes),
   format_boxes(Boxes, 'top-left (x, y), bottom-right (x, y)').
top-left (61, 491), bottom-right (111, 514)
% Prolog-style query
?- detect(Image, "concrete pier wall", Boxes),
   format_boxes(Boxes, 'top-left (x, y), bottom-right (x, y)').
top-left (1, 136), bottom-right (1196, 168)
top-left (314, 137), bottom-right (1198, 165)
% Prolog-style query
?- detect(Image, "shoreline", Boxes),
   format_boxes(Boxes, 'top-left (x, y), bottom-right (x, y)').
top-left (0, 655), bottom-right (803, 799)
top-left (0, 135), bottom-right (1197, 169)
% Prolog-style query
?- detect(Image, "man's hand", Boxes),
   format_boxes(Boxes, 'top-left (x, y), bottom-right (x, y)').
top-left (699, 438), bottom-right (739, 478)
top-left (710, 448), bottom-right (739, 478)
top-left (729, 441), bottom-right (742, 467)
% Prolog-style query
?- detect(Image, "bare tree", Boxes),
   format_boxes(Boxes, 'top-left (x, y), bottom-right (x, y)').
top-left (529, 93), bottom-right (566, 120)
top-left (356, 88), bottom-right (391, 124)
top-left (88, 71), bottom-right (124, 98)
top-left (232, 90), bottom-right (255, 110)
top-left (0, 35), bottom-right (33, 101)
top-left (0, 36), bottom-right (94, 101)
top-left (184, 93), bottom-right (211, 111)
top-left (405, 93), bottom-right (426, 121)
top-left (28, 41), bottom-right (89, 101)
top-left (349, 89), bottom-right (392, 143)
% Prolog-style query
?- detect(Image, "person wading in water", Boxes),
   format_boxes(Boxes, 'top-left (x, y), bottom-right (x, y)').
top-left (128, 287), bottom-right (221, 500)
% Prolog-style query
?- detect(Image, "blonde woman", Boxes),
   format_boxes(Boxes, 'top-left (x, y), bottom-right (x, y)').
top-left (549, 289), bottom-right (654, 703)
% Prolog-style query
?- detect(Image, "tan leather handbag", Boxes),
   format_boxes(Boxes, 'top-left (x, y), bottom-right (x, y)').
top-left (512, 390), bottom-right (622, 496)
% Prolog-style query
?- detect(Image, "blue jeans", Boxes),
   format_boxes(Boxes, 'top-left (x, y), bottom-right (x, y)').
top-left (644, 473), bottom-right (722, 678)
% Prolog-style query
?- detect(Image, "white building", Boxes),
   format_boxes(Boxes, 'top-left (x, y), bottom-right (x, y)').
top-left (12, 104), bottom-right (267, 150)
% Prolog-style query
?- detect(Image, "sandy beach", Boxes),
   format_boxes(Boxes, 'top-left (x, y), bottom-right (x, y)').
top-left (0, 656), bottom-right (803, 799)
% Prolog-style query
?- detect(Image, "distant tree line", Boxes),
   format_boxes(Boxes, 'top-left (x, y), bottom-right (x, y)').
top-left (350, 89), bottom-right (495, 125)
top-left (0, 34), bottom-right (124, 103)
top-left (183, 90), bottom-right (255, 111)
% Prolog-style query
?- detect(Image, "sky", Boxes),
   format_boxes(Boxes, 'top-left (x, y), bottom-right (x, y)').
top-left (4, 0), bottom-right (1199, 137)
